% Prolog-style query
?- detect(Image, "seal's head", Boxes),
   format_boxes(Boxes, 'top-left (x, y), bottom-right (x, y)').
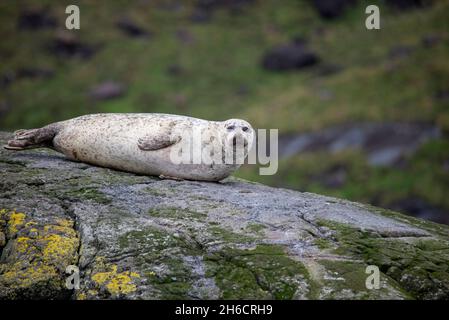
top-left (222, 119), bottom-right (254, 154)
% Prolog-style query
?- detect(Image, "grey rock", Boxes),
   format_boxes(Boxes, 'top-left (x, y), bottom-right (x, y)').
top-left (279, 122), bottom-right (440, 167)
top-left (89, 81), bottom-right (126, 101)
top-left (116, 18), bottom-right (151, 38)
top-left (261, 39), bottom-right (320, 72)
top-left (0, 131), bottom-right (448, 299)
top-left (310, 0), bottom-right (357, 20)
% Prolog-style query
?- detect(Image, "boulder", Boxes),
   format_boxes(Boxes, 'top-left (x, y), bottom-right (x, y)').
top-left (89, 81), bottom-right (126, 101)
top-left (17, 8), bottom-right (57, 30)
top-left (310, 0), bottom-right (357, 20)
top-left (0, 131), bottom-right (448, 299)
top-left (386, 0), bottom-right (426, 10)
top-left (116, 18), bottom-right (151, 38)
top-left (261, 39), bottom-right (319, 71)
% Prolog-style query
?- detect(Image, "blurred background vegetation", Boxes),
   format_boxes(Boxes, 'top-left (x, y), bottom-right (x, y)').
top-left (1, 0), bottom-right (449, 224)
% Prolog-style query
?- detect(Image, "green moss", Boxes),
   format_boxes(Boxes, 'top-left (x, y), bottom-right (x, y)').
top-left (144, 187), bottom-right (167, 197)
top-left (317, 259), bottom-right (411, 299)
top-left (318, 220), bottom-right (449, 299)
top-left (321, 260), bottom-right (370, 292)
top-left (118, 227), bottom-right (200, 299)
top-left (246, 223), bottom-right (266, 235)
top-left (314, 238), bottom-right (333, 250)
top-left (205, 244), bottom-right (314, 299)
top-left (64, 187), bottom-right (111, 204)
top-left (208, 226), bottom-right (255, 243)
top-left (146, 256), bottom-right (193, 300)
top-left (0, 158), bottom-right (27, 167)
top-left (147, 207), bottom-right (206, 220)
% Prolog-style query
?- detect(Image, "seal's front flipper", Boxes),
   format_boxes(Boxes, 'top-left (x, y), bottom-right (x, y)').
top-left (137, 133), bottom-right (180, 151)
top-left (4, 126), bottom-right (58, 151)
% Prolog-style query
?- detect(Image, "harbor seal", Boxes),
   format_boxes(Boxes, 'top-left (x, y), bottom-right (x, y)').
top-left (4, 113), bottom-right (254, 181)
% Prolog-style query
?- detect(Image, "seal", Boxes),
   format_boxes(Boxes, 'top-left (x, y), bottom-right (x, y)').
top-left (4, 113), bottom-right (255, 181)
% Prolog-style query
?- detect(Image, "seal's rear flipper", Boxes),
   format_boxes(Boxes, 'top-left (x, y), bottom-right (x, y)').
top-left (4, 126), bottom-right (57, 151)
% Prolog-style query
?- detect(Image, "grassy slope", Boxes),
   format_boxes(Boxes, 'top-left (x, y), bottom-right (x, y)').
top-left (1, 0), bottom-right (449, 217)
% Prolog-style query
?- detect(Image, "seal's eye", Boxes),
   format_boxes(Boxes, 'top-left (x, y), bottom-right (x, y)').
top-left (227, 125), bottom-right (235, 131)
top-left (242, 126), bottom-right (249, 132)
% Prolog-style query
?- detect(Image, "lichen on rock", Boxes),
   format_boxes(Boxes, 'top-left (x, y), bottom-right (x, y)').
top-left (0, 209), bottom-right (79, 299)
top-left (91, 263), bottom-right (140, 296)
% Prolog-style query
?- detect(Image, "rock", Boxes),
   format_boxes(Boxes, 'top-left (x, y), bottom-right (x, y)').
top-left (310, 0), bottom-right (357, 20)
top-left (17, 8), bottom-right (57, 30)
top-left (261, 39), bottom-right (320, 72)
top-left (175, 29), bottom-right (195, 45)
top-left (279, 122), bottom-right (440, 167)
top-left (388, 198), bottom-right (449, 226)
top-left (15, 67), bottom-right (54, 80)
top-left (196, 0), bottom-right (255, 13)
top-left (190, 9), bottom-right (212, 23)
top-left (190, 0), bottom-right (255, 22)
top-left (167, 64), bottom-right (184, 76)
top-left (435, 90), bottom-right (449, 102)
top-left (0, 68), bottom-right (53, 90)
top-left (48, 32), bottom-right (96, 60)
top-left (0, 71), bottom-right (15, 89)
top-left (386, 0), bottom-right (426, 10)
top-left (388, 45), bottom-right (415, 60)
top-left (0, 101), bottom-right (11, 119)
top-left (89, 82), bottom-right (126, 101)
top-left (421, 34), bottom-right (442, 48)
top-left (116, 18), bottom-right (151, 38)
top-left (0, 131), bottom-right (448, 300)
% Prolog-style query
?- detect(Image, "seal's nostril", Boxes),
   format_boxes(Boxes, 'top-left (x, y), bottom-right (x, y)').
top-left (232, 137), bottom-right (237, 146)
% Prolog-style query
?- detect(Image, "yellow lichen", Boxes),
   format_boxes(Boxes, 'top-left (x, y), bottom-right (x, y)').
top-left (77, 292), bottom-right (87, 300)
top-left (56, 218), bottom-right (74, 228)
top-left (88, 289), bottom-right (98, 296)
top-left (106, 273), bottom-right (138, 295)
top-left (42, 233), bottom-right (79, 266)
top-left (0, 214), bottom-right (80, 295)
top-left (1, 261), bottom-right (58, 288)
top-left (16, 236), bottom-right (31, 253)
top-left (25, 221), bottom-right (37, 227)
top-left (0, 208), bottom-right (7, 221)
top-left (44, 222), bottom-right (76, 238)
top-left (91, 264), bottom-right (140, 296)
top-left (8, 211), bottom-right (26, 234)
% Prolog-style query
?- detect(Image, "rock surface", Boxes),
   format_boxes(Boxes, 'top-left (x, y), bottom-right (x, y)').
top-left (0, 131), bottom-right (448, 300)
top-left (261, 39), bottom-right (319, 72)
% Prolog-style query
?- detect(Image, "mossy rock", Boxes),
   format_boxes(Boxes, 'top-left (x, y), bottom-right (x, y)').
top-left (1, 132), bottom-right (448, 299)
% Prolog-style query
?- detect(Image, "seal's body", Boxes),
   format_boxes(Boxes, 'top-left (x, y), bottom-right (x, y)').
top-left (4, 113), bottom-right (254, 181)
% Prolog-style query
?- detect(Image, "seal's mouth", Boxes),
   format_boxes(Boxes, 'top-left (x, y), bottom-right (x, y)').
top-left (229, 134), bottom-right (249, 149)
top-left (232, 136), bottom-right (248, 147)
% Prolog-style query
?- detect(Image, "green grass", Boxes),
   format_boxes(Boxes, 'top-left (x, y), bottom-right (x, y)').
top-left (3, 1), bottom-right (448, 130)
